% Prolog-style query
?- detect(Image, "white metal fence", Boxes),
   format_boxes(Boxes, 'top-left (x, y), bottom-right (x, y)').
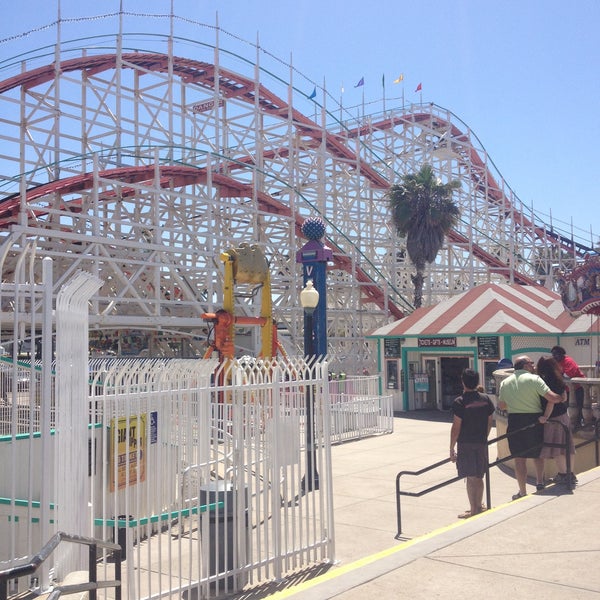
top-left (1, 355), bottom-right (341, 598)
top-left (329, 376), bottom-right (394, 444)
top-left (0, 260), bottom-right (392, 598)
top-left (0, 356), bottom-right (396, 598)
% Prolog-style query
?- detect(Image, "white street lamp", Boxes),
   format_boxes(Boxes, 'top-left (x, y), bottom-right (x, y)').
top-left (300, 279), bottom-right (319, 493)
top-left (300, 279), bottom-right (319, 316)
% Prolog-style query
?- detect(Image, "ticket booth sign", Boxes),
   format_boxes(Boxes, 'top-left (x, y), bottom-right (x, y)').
top-left (414, 374), bottom-right (429, 392)
top-left (109, 414), bottom-right (147, 491)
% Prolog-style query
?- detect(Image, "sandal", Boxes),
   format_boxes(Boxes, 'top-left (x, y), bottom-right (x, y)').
top-left (511, 491), bottom-right (527, 501)
top-left (458, 505), bottom-right (487, 519)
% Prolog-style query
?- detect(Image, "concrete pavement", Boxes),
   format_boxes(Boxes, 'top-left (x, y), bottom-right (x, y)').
top-left (234, 412), bottom-right (600, 599)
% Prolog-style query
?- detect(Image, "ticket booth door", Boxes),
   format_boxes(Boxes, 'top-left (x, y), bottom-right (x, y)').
top-left (440, 356), bottom-right (471, 410)
top-left (423, 358), bottom-right (438, 409)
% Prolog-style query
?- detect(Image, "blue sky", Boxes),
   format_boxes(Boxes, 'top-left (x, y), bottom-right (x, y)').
top-left (2, 0), bottom-right (600, 246)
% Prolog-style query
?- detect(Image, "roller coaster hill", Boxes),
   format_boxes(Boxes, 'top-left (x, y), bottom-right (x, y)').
top-left (0, 12), bottom-right (596, 374)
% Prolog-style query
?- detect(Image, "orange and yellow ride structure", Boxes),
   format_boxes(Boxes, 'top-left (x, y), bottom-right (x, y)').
top-left (201, 243), bottom-right (282, 371)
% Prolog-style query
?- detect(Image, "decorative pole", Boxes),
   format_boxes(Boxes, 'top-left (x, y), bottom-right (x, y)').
top-left (296, 217), bottom-right (333, 359)
top-left (300, 279), bottom-right (319, 492)
top-left (296, 217), bottom-right (332, 494)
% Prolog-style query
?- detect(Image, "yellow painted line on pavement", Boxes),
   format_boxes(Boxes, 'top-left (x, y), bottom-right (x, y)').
top-left (269, 506), bottom-right (500, 598)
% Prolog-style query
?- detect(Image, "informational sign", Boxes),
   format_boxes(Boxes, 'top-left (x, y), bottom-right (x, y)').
top-left (150, 411), bottom-right (158, 444)
top-left (384, 338), bottom-right (402, 357)
top-left (109, 415), bottom-right (147, 492)
top-left (191, 98), bottom-right (224, 113)
top-left (418, 337), bottom-right (456, 348)
top-left (477, 336), bottom-right (499, 359)
top-left (414, 374), bottom-right (429, 392)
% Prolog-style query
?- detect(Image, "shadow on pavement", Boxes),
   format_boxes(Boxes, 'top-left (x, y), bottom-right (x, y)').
top-left (394, 409), bottom-right (453, 423)
top-left (229, 563), bottom-right (333, 600)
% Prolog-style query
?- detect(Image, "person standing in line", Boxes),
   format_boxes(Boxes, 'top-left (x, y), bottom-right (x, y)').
top-left (498, 355), bottom-right (565, 500)
top-left (450, 368), bottom-right (495, 518)
top-left (537, 356), bottom-right (577, 486)
top-left (551, 346), bottom-right (586, 428)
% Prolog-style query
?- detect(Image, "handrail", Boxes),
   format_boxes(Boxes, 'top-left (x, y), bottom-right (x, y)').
top-left (0, 531), bottom-right (122, 600)
top-left (571, 417), bottom-right (600, 466)
top-left (394, 417), bottom-right (591, 538)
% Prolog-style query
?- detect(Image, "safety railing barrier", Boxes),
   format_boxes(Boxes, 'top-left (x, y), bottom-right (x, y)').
top-left (328, 375), bottom-right (394, 444)
top-left (571, 417), bottom-right (600, 466)
top-left (394, 417), bottom-right (598, 538)
top-left (0, 531), bottom-right (122, 600)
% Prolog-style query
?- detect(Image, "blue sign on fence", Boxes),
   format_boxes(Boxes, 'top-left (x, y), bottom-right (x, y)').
top-left (150, 411), bottom-right (158, 444)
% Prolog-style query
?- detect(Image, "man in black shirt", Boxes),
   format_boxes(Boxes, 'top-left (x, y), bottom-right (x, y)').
top-left (450, 368), bottom-right (495, 518)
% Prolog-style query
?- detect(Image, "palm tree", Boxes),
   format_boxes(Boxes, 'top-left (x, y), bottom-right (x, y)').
top-left (388, 164), bottom-right (461, 308)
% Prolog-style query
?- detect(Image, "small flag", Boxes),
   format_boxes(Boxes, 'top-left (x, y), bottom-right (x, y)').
top-left (393, 74), bottom-right (404, 84)
top-left (308, 86), bottom-right (317, 100)
top-left (415, 82), bottom-right (422, 92)
top-left (382, 73), bottom-right (385, 88)
top-left (354, 77), bottom-right (364, 88)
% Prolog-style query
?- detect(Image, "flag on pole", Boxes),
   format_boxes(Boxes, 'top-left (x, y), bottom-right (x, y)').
top-left (415, 82), bottom-right (422, 92)
top-left (382, 73), bottom-right (385, 88)
top-left (354, 77), bottom-right (364, 88)
top-left (393, 74), bottom-right (404, 84)
top-left (308, 86), bottom-right (317, 100)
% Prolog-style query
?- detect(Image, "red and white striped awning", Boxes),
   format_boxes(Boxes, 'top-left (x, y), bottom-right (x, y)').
top-left (370, 283), bottom-right (600, 337)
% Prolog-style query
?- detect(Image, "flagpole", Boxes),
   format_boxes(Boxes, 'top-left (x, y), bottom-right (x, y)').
top-left (361, 87), bottom-right (365, 121)
top-left (394, 75), bottom-right (405, 109)
top-left (415, 83), bottom-right (423, 106)
top-left (353, 77), bottom-right (364, 120)
top-left (382, 73), bottom-right (386, 115)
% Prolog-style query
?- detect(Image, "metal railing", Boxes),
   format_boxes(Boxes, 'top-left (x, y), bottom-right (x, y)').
top-left (394, 417), bottom-right (599, 538)
top-left (573, 417), bottom-right (600, 466)
top-left (329, 375), bottom-right (393, 444)
top-left (0, 531), bottom-right (122, 600)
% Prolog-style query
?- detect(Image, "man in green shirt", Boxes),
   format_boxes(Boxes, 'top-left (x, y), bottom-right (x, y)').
top-left (498, 355), bottom-right (565, 500)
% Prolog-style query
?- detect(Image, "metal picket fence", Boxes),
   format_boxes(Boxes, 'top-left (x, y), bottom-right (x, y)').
top-left (0, 254), bottom-right (390, 598)
top-left (329, 375), bottom-right (393, 444)
top-left (1, 355), bottom-right (336, 599)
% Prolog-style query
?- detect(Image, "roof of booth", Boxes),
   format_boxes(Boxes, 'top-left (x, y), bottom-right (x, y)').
top-left (369, 283), bottom-right (600, 337)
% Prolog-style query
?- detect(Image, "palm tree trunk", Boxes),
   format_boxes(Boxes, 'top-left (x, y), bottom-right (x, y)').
top-left (411, 271), bottom-right (424, 308)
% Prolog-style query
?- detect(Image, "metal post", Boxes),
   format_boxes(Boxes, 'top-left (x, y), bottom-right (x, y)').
top-left (304, 306), bottom-right (318, 492)
top-left (300, 280), bottom-right (319, 494)
top-left (296, 217), bottom-right (331, 494)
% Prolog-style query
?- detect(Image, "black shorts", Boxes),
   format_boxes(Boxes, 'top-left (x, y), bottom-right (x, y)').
top-left (507, 413), bottom-right (543, 458)
top-left (457, 442), bottom-right (488, 478)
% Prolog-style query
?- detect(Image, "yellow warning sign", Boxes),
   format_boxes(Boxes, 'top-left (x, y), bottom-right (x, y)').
top-left (109, 415), bottom-right (146, 492)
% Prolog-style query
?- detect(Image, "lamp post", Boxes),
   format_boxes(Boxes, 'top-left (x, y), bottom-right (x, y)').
top-left (301, 279), bottom-right (319, 493)
top-left (296, 216), bottom-right (331, 495)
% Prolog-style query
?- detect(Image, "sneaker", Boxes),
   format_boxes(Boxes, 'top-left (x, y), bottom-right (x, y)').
top-left (552, 473), bottom-right (567, 484)
top-left (536, 482), bottom-right (545, 491)
top-left (569, 472), bottom-right (578, 484)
